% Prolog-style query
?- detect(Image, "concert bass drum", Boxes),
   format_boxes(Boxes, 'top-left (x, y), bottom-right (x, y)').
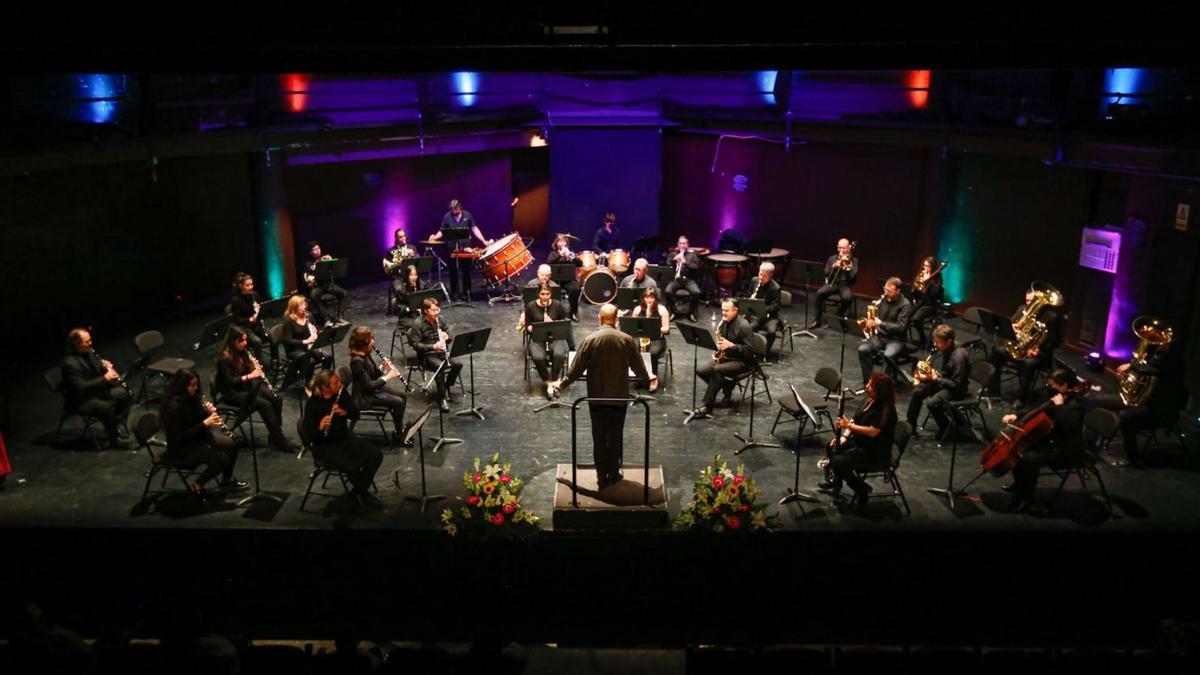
top-left (476, 233), bottom-right (533, 286)
top-left (582, 268), bottom-right (617, 305)
top-left (978, 411), bottom-right (1054, 477)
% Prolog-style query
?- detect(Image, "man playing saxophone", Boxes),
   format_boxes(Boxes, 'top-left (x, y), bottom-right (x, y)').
top-left (985, 285), bottom-right (1064, 405)
top-left (906, 324), bottom-right (970, 441)
top-left (694, 298), bottom-right (754, 416)
top-left (855, 277), bottom-right (912, 394)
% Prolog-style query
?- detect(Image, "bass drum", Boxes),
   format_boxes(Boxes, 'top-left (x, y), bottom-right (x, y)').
top-left (576, 250), bottom-right (598, 281)
top-left (582, 268), bottom-right (618, 305)
top-left (476, 233), bottom-right (533, 286)
top-left (607, 248), bottom-right (630, 274)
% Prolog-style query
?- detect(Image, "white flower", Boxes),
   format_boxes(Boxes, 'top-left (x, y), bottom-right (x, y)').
top-left (484, 464), bottom-right (501, 480)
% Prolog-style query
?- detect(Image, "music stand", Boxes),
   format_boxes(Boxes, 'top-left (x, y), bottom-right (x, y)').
top-left (733, 337), bottom-right (781, 455)
top-left (739, 298), bottom-right (768, 322)
top-left (746, 238), bottom-right (774, 255)
top-left (406, 288), bottom-right (445, 315)
top-left (440, 227), bottom-right (474, 308)
top-left (791, 260), bottom-right (824, 340)
top-left (425, 356), bottom-right (462, 453)
top-left (193, 315), bottom-right (233, 351)
top-left (548, 264), bottom-right (578, 287)
top-left (394, 255), bottom-right (433, 280)
top-left (676, 321), bottom-right (719, 424)
top-left (259, 297), bottom-right (289, 321)
top-left (530, 321), bottom-right (574, 413)
top-left (614, 287), bottom-right (643, 313)
top-left (991, 312), bottom-right (1017, 343)
top-left (779, 383), bottom-right (821, 506)
top-left (395, 404), bottom-right (445, 512)
top-left (835, 316), bottom-right (858, 382)
top-left (521, 285), bottom-right (566, 305)
top-left (314, 322), bottom-right (351, 369)
top-left (646, 264), bottom-right (675, 290)
top-left (449, 327), bottom-right (491, 421)
top-left (619, 316), bottom-right (664, 383)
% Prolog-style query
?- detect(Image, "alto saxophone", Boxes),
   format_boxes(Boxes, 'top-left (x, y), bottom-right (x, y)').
top-left (713, 319), bottom-right (728, 363)
top-left (858, 294), bottom-right (884, 340)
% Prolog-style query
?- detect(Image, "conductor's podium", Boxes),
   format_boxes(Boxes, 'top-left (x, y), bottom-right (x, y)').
top-left (553, 463), bottom-right (669, 530)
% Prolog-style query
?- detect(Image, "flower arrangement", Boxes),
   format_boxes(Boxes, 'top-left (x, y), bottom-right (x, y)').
top-left (441, 453), bottom-right (541, 539)
top-left (673, 455), bottom-right (775, 533)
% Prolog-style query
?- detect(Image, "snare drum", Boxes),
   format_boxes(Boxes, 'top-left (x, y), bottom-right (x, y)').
top-left (582, 268), bottom-right (618, 305)
top-left (577, 250), bottom-right (598, 281)
top-left (607, 248), bottom-right (630, 274)
top-left (476, 233), bottom-right (533, 286)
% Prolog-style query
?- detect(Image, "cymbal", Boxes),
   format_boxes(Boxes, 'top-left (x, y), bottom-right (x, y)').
top-left (419, 239), bottom-right (446, 245)
top-left (556, 233), bottom-right (582, 242)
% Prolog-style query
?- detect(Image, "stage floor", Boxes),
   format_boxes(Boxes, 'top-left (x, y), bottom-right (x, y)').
top-left (3, 280), bottom-right (1198, 533)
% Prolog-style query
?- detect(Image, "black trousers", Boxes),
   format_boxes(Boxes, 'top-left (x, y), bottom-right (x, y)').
top-left (814, 284), bottom-right (853, 321)
top-left (562, 280), bottom-right (581, 316)
top-left (164, 432), bottom-right (237, 486)
top-left (590, 404), bottom-right (628, 484)
top-left (77, 386), bottom-right (132, 442)
top-left (754, 316), bottom-right (780, 355)
top-left (309, 283), bottom-right (347, 324)
top-left (1090, 393), bottom-right (1154, 461)
top-left (858, 336), bottom-right (907, 386)
top-left (223, 387), bottom-right (286, 446)
top-left (420, 354), bottom-right (463, 400)
top-left (907, 383), bottom-right (958, 432)
top-left (909, 305), bottom-right (937, 347)
top-left (826, 442), bottom-right (873, 494)
top-left (286, 347), bottom-right (333, 388)
top-left (665, 278), bottom-right (702, 316)
top-left (987, 349), bottom-right (1050, 404)
top-left (1012, 448), bottom-right (1075, 501)
top-left (697, 359), bottom-right (749, 406)
top-left (447, 258), bottom-right (472, 298)
top-left (314, 438), bottom-right (382, 494)
top-left (367, 385), bottom-right (408, 434)
top-left (528, 339), bottom-right (567, 382)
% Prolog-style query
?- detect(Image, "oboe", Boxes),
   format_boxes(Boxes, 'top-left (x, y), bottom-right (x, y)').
top-left (246, 351), bottom-right (275, 394)
top-left (201, 395), bottom-right (236, 439)
top-left (89, 347), bottom-right (131, 394)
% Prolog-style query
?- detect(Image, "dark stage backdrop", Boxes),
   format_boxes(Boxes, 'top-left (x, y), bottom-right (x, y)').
top-left (284, 152), bottom-right (513, 286)
top-left (548, 129), bottom-right (662, 250)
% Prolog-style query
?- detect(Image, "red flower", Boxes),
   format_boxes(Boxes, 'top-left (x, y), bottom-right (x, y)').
top-left (711, 505), bottom-right (722, 515)
top-left (740, 503), bottom-right (751, 512)
top-left (733, 475), bottom-right (745, 485)
top-left (500, 475), bottom-right (511, 484)
top-left (466, 495), bottom-right (480, 506)
top-left (472, 473), bottom-right (482, 483)
top-left (711, 476), bottom-right (725, 489)
top-left (491, 513), bottom-right (505, 525)
top-left (726, 516), bottom-right (741, 529)
top-left (502, 502), bottom-right (516, 514)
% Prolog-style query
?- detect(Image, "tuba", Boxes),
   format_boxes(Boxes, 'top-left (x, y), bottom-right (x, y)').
top-left (1002, 282), bottom-right (1064, 359)
top-left (1119, 316), bottom-right (1173, 407)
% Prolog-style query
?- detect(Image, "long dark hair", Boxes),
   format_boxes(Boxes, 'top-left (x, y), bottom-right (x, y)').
top-left (160, 369), bottom-right (200, 417)
top-left (403, 264), bottom-right (420, 292)
top-left (639, 287), bottom-right (659, 313)
top-left (220, 325), bottom-right (249, 365)
top-left (867, 372), bottom-right (896, 408)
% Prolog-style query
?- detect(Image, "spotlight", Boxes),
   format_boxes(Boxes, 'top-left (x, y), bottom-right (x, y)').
top-left (1085, 352), bottom-right (1105, 371)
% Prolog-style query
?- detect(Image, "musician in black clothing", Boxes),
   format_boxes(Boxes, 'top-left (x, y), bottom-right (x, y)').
top-left (820, 372), bottom-right (898, 508)
top-left (408, 298), bottom-right (463, 412)
top-left (215, 326), bottom-right (299, 452)
top-left (160, 369), bottom-right (245, 495)
top-left (546, 234), bottom-right (582, 320)
top-left (745, 262), bottom-right (782, 355)
top-left (1003, 368), bottom-right (1086, 512)
top-left (856, 278), bottom-right (914, 390)
top-left (230, 272), bottom-right (271, 362)
top-left (280, 295), bottom-right (333, 386)
top-left (631, 287), bottom-right (671, 378)
top-left (302, 241), bottom-right (347, 326)
top-left (810, 238), bottom-right (858, 329)
top-left (523, 270), bottom-right (575, 351)
top-left (906, 324), bottom-right (970, 440)
top-left (592, 211), bottom-right (619, 252)
top-left (522, 285), bottom-right (571, 397)
top-left (620, 258), bottom-right (660, 299)
top-left (393, 265), bottom-right (424, 332)
top-left (428, 199), bottom-right (491, 301)
top-left (695, 298), bottom-right (755, 415)
top-left (909, 256), bottom-right (945, 348)
top-left (664, 235), bottom-right (702, 321)
top-left (1088, 336), bottom-right (1185, 466)
top-left (61, 328), bottom-right (132, 448)
top-left (383, 228), bottom-right (417, 314)
top-left (985, 289), bottom-right (1063, 405)
top-left (301, 369), bottom-right (384, 511)
top-left (348, 326), bottom-right (408, 444)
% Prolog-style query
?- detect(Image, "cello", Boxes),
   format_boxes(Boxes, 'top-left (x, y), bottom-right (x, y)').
top-left (978, 378), bottom-right (1085, 477)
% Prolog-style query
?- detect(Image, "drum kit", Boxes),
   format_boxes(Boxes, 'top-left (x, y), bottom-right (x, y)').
top-left (575, 247), bottom-right (630, 305)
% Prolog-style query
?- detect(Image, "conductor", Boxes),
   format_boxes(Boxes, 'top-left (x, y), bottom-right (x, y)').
top-left (549, 304), bottom-right (657, 489)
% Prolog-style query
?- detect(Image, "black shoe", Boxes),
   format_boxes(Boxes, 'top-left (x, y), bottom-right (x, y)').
top-left (694, 405), bottom-right (712, 417)
top-left (815, 480), bottom-right (835, 492)
top-left (808, 320), bottom-right (823, 330)
top-left (570, 314), bottom-right (579, 322)
top-left (439, 399), bottom-right (451, 413)
top-left (851, 484), bottom-right (873, 508)
top-left (274, 439), bottom-right (301, 453)
top-left (220, 477), bottom-right (250, 491)
top-left (1000, 483), bottom-right (1017, 494)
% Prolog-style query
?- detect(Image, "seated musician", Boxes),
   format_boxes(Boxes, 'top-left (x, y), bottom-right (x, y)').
top-left (695, 298), bottom-right (754, 416)
top-left (592, 211), bottom-right (619, 252)
top-left (906, 324), bottom-right (969, 441)
top-left (348, 326), bottom-right (409, 445)
top-left (428, 199), bottom-right (491, 301)
top-left (61, 328), bottom-right (133, 449)
top-left (230, 272), bottom-right (272, 363)
top-left (744, 262), bottom-right (782, 355)
top-left (630, 287), bottom-right (670, 380)
top-left (985, 288), bottom-right (1063, 405)
top-left (382, 228), bottom-right (417, 315)
top-left (280, 295), bottom-right (333, 386)
top-left (909, 256), bottom-right (945, 347)
top-left (407, 297), bottom-right (463, 412)
top-left (301, 369), bottom-right (384, 513)
top-left (1001, 368), bottom-right (1086, 513)
top-left (525, 264), bottom-right (559, 290)
top-left (810, 238), bottom-right (858, 330)
top-left (818, 372), bottom-right (898, 509)
top-left (393, 264), bottom-right (424, 333)
top-left (215, 326), bottom-right (298, 452)
top-left (302, 241), bottom-right (347, 326)
top-left (522, 284), bottom-right (570, 399)
top-left (160, 369), bottom-right (245, 495)
top-left (663, 235), bottom-right (702, 322)
top-left (546, 234), bottom-right (582, 321)
top-left (620, 258), bottom-right (660, 298)
top-left (856, 277), bottom-right (914, 392)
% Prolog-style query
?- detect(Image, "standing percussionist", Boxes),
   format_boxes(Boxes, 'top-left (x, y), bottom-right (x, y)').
top-left (230, 272), bottom-right (271, 363)
top-left (592, 211), bottom-right (619, 252)
top-left (745, 262), bottom-right (782, 356)
top-left (428, 199), bottom-right (491, 301)
top-left (1002, 368), bottom-right (1085, 512)
top-left (61, 328), bottom-right (133, 449)
top-left (523, 284), bottom-right (571, 398)
top-left (663, 235), bottom-right (702, 321)
top-left (546, 234), bottom-right (582, 321)
top-left (985, 286), bottom-right (1064, 405)
top-left (906, 324), bottom-right (969, 441)
top-left (301, 369), bottom-right (384, 512)
top-left (909, 256), bottom-right (945, 348)
top-left (382, 228), bottom-right (417, 314)
top-left (302, 240), bottom-right (347, 326)
top-left (856, 278), bottom-right (913, 391)
top-left (810, 238), bottom-right (858, 330)
top-left (549, 303), bottom-right (656, 489)
top-left (348, 327), bottom-right (408, 446)
top-left (408, 298), bottom-right (464, 412)
top-left (694, 298), bottom-right (755, 416)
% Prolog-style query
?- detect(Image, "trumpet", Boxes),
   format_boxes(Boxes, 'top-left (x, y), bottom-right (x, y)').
top-left (89, 347), bottom-right (131, 395)
top-left (246, 350), bottom-right (275, 394)
top-left (201, 395), bottom-right (236, 439)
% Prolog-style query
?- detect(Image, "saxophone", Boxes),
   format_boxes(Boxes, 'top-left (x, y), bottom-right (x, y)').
top-left (713, 319), bottom-right (728, 363)
top-left (857, 294), bottom-right (884, 340)
top-left (1119, 316), bottom-right (1173, 407)
top-left (1003, 282), bottom-right (1064, 359)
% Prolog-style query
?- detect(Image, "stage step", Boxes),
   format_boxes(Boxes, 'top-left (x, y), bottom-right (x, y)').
top-left (552, 464), bottom-right (669, 530)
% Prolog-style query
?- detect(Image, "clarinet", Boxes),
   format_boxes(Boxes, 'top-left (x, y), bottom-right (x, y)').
top-left (324, 384), bottom-right (346, 438)
top-left (201, 395), bottom-right (236, 439)
top-left (89, 347), bottom-right (131, 395)
top-left (246, 350), bottom-right (275, 394)
top-left (372, 345), bottom-right (397, 375)
top-left (750, 279), bottom-right (761, 299)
